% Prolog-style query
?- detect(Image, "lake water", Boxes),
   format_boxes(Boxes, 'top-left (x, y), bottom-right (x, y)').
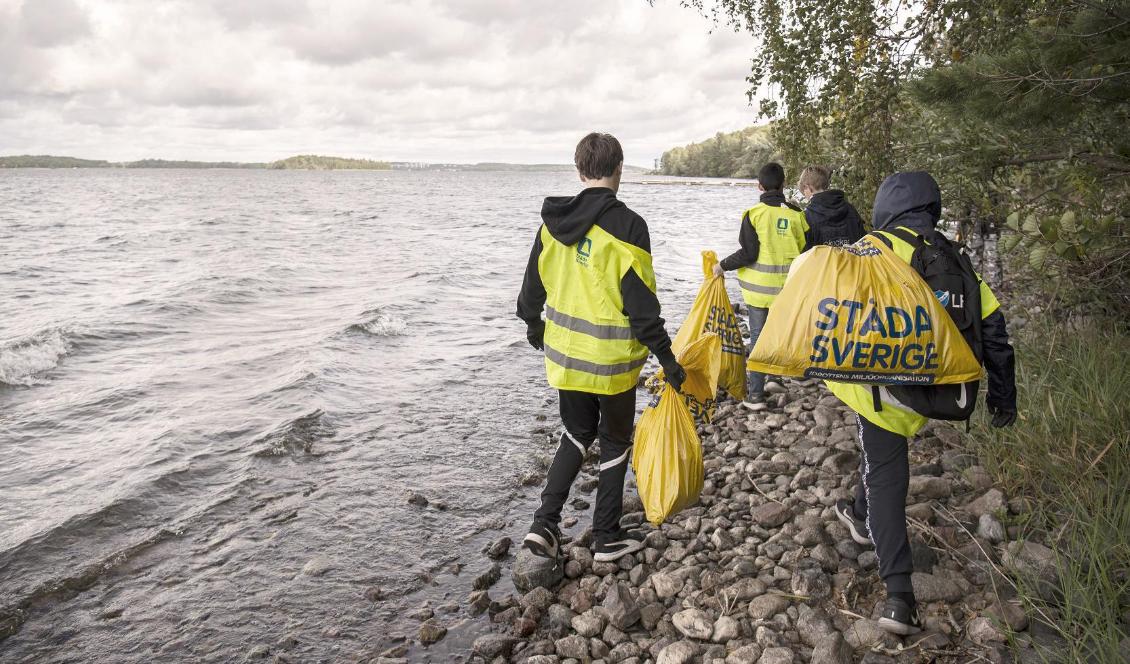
top-left (0, 169), bottom-right (758, 662)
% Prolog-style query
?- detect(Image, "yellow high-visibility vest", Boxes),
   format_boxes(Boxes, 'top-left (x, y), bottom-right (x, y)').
top-left (826, 227), bottom-right (1002, 437)
top-left (735, 203), bottom-right (809, 308)
top-left (538, 224), bottom-right (653, 395)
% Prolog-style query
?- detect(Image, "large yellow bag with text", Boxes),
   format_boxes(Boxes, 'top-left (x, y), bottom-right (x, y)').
top-left (633, 333), bottom-right (721, 525)
top-left (672, 251), bottom-right (747, 402)
top-left (747, 235), bottom-right (983, 385)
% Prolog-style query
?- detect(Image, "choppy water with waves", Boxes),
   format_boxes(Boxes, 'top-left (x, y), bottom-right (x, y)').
top-left (0, 169), bottom-right (758, 662)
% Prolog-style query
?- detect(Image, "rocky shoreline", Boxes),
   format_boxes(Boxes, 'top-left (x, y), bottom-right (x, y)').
top-left (390, 376), bottom-right (1070, 664)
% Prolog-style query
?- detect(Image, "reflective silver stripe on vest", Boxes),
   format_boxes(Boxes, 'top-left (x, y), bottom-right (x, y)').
top-left (736, 279), bottom-right (782, 295)
top-left (544, 344), bottom-right (647, 376)
top-left (545, 306), bottom-right (633, 340)
top-left (752, 262), bottom-right (791, 274)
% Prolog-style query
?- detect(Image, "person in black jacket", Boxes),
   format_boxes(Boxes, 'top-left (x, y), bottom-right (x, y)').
top-left (798, 165), bottom-right (866, 247)
top-left (516, 132), bottom-right (685, 563)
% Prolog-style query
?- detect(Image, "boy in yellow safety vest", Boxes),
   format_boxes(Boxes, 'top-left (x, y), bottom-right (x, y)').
top-left (516, 133), bottom-right (686, 563)
top-left (827, 171), bottom-right (1018, 635)
top-left (713, 162), bottom-right (809, 407)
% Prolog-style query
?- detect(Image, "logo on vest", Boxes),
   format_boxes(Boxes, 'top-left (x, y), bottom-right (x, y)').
top-left (934, 289), bottom-right (964, 308)
top-left (776, 218), bottom-right (789, 235)
top-left (576, 237), bottom-right (592, 266)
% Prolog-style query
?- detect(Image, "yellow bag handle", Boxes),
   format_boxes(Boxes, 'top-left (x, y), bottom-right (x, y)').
top-left (701, 250), bottom-right (720, 279)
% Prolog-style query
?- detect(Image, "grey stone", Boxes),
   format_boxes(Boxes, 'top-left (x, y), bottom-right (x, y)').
top-left (711, 615), bottom-right (740, 642)
top-left (521, 586), bottom-right (556, 612)
top-left (796, 606), bottom-right (836, 647)
top-left (809, 632), bottom-right (852, 664)
top-left (725, 644), bottom-right (762, 664)
top-left (657, 640), bottom-right (698, 664)
top-left (301, 557), bottom-right (332, 576)
top-left (513, 549), bottom-right (563, 593)
top-left (609, 642), bottom-right (642, 662)
top-left (651, 570), bottom-right (684, 599)
top-left (748, 594), bottom-right (789, 620)
top-left (473, 562), bottom-right (502, 590)
top-left (640, 601), bottom-right (665, 630)
top-left (789, 566), bottom-right (831, 599)
top-left (966, 488), bottom-right (1007, 517)
top-left (757, 646), bottom-right (794, 664)
top-left (987, 599), bottom-right (1029, 632)
top-left (485, 536), bottom-right (511, 560)
top-left (468, 590), bottom-right (491, 615)
top-left (602, 582), bottom-right (641, 630)
top-left (912, 572), bottom-right (965, 602)
top-left (968, 616), bottom-right (1006, 644)
top-left (554, 634), bottom-right (589, 659)
top-left (751, 503), bottom-right (792, 528)
top-left (844, 619), bottom-right (899, 649)
top-left (977, 514), bottom-right (1006, 543)
top-left (473, 634), bottom-right (517, 659)
top-left (908, 476), bottom-right (951, 499)
top-left (571, 610), bottom-right (605, 637)
top-left (673, 608), bottom-right (714, 640)
top-left (418, 621), bottom-right (446, 645)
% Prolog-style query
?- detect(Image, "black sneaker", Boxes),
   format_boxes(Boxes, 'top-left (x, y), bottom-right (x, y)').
top-left (593, 530), bottom-right (644, 562)
top-left (522, 521), bottom-right (561, 559)
top-left (878, 596), bottom-right (923, 635)
top-left (834, 499), bottom-right (873, 546)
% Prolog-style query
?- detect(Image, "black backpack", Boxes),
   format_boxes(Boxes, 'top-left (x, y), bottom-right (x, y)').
top-left (872, 227), bottom-right (983, 421)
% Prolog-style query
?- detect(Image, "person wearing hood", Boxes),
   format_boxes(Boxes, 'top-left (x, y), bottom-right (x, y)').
top-left (825, 171), bottom-right (1018, 635)
top-left (516, 132), bottom-right (686, 563)
top-left (712, 162), bottom-right (809, 406)
top-left (797, 165), bottom-right (866, 247)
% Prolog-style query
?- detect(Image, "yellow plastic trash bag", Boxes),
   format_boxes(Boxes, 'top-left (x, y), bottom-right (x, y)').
top-left (672, 251), bottom-right (747, 402)
top-left (747, 236), bottom-right (983, 385)
top-left (633, 333), bottom-right (721, 525)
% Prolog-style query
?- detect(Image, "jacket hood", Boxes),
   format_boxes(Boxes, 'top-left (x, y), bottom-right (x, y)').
top-left (872, 171), bottom-right (942, 234)
top-left (541, 187), bottom-right (623, 245)
top-left (806, 189), bottom-right (852, 228)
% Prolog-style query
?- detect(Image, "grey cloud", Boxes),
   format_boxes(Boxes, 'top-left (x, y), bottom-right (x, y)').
top-left (19, 0), bottom-right (91, 47)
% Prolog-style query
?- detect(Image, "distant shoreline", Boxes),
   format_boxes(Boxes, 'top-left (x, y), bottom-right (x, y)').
top-left (0, 154), bottom-right (650, 173)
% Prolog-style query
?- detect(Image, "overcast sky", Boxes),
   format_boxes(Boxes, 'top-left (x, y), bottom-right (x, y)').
top-left (0, 0), bottom-right (764, 165)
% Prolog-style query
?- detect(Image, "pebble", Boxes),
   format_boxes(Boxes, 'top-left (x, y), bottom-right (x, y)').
top-left (657, 639), bottom-right (698, 664)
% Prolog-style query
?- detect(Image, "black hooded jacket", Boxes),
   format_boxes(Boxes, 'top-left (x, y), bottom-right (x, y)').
top-left (516, 187), bottom-right (676, 368)
top-left (873, 172), bottom-right (1017, 412)
top-left (804, 189), bottom-right (865, 247)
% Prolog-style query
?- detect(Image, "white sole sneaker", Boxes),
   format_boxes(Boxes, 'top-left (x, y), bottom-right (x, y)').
top-left (593, 538), bottom-right (644, 562)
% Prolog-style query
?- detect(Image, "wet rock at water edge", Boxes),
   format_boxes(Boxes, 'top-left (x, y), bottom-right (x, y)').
top-left (485, 536), bottom-right (512, 560)
top-left (405, 490), bottom-right (429, 507)
top-left (245, 644), bottom-right (270, 660)
top-left (467, 590), bottom-right (491, 615)
top-left (363, 585), bottom-right (384, 601)
top-left (472, 633), bottom-right (517, 659)
top-left (512, 549), bottom-right (563, 593)
top-left (418, 621), bottom-right (447, 645)
top-left (473, 562), bottom-right (502, 590)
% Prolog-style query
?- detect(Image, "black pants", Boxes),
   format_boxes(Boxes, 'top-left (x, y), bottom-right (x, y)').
top-left (533, 387), bottom-right (635, 543)
top-left (852, 415), bottom-right (914, 595)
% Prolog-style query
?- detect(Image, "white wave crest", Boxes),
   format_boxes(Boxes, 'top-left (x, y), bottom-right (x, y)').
top-left (353, 312), bottom-right (407, 337)
top-left (0, 328), bottom-right (71, 386)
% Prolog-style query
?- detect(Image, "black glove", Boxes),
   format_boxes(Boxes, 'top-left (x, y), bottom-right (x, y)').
top-left (662, 360), bottom-right (687, 393)
top-left (988, 403), bottom-right (1017, 428)
top-left (526, 320), bottom-right (545, 351)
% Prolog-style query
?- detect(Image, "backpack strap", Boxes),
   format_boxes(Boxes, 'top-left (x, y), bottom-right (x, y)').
top-left (886, 226), bottom-right (928, 248)
top-left (871, 385), bottom-right (883, 412)
top-left (869, 231), bottom-right (894, 250)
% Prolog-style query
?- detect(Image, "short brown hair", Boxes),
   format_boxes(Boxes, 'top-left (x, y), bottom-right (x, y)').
top-left (574, 132), bottom-right (623, 180)
top-left (798, 165), bottom-right (832, 192)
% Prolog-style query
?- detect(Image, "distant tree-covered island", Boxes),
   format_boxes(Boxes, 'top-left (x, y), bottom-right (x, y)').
top-left (267, 155), bottom-right (391, 170)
